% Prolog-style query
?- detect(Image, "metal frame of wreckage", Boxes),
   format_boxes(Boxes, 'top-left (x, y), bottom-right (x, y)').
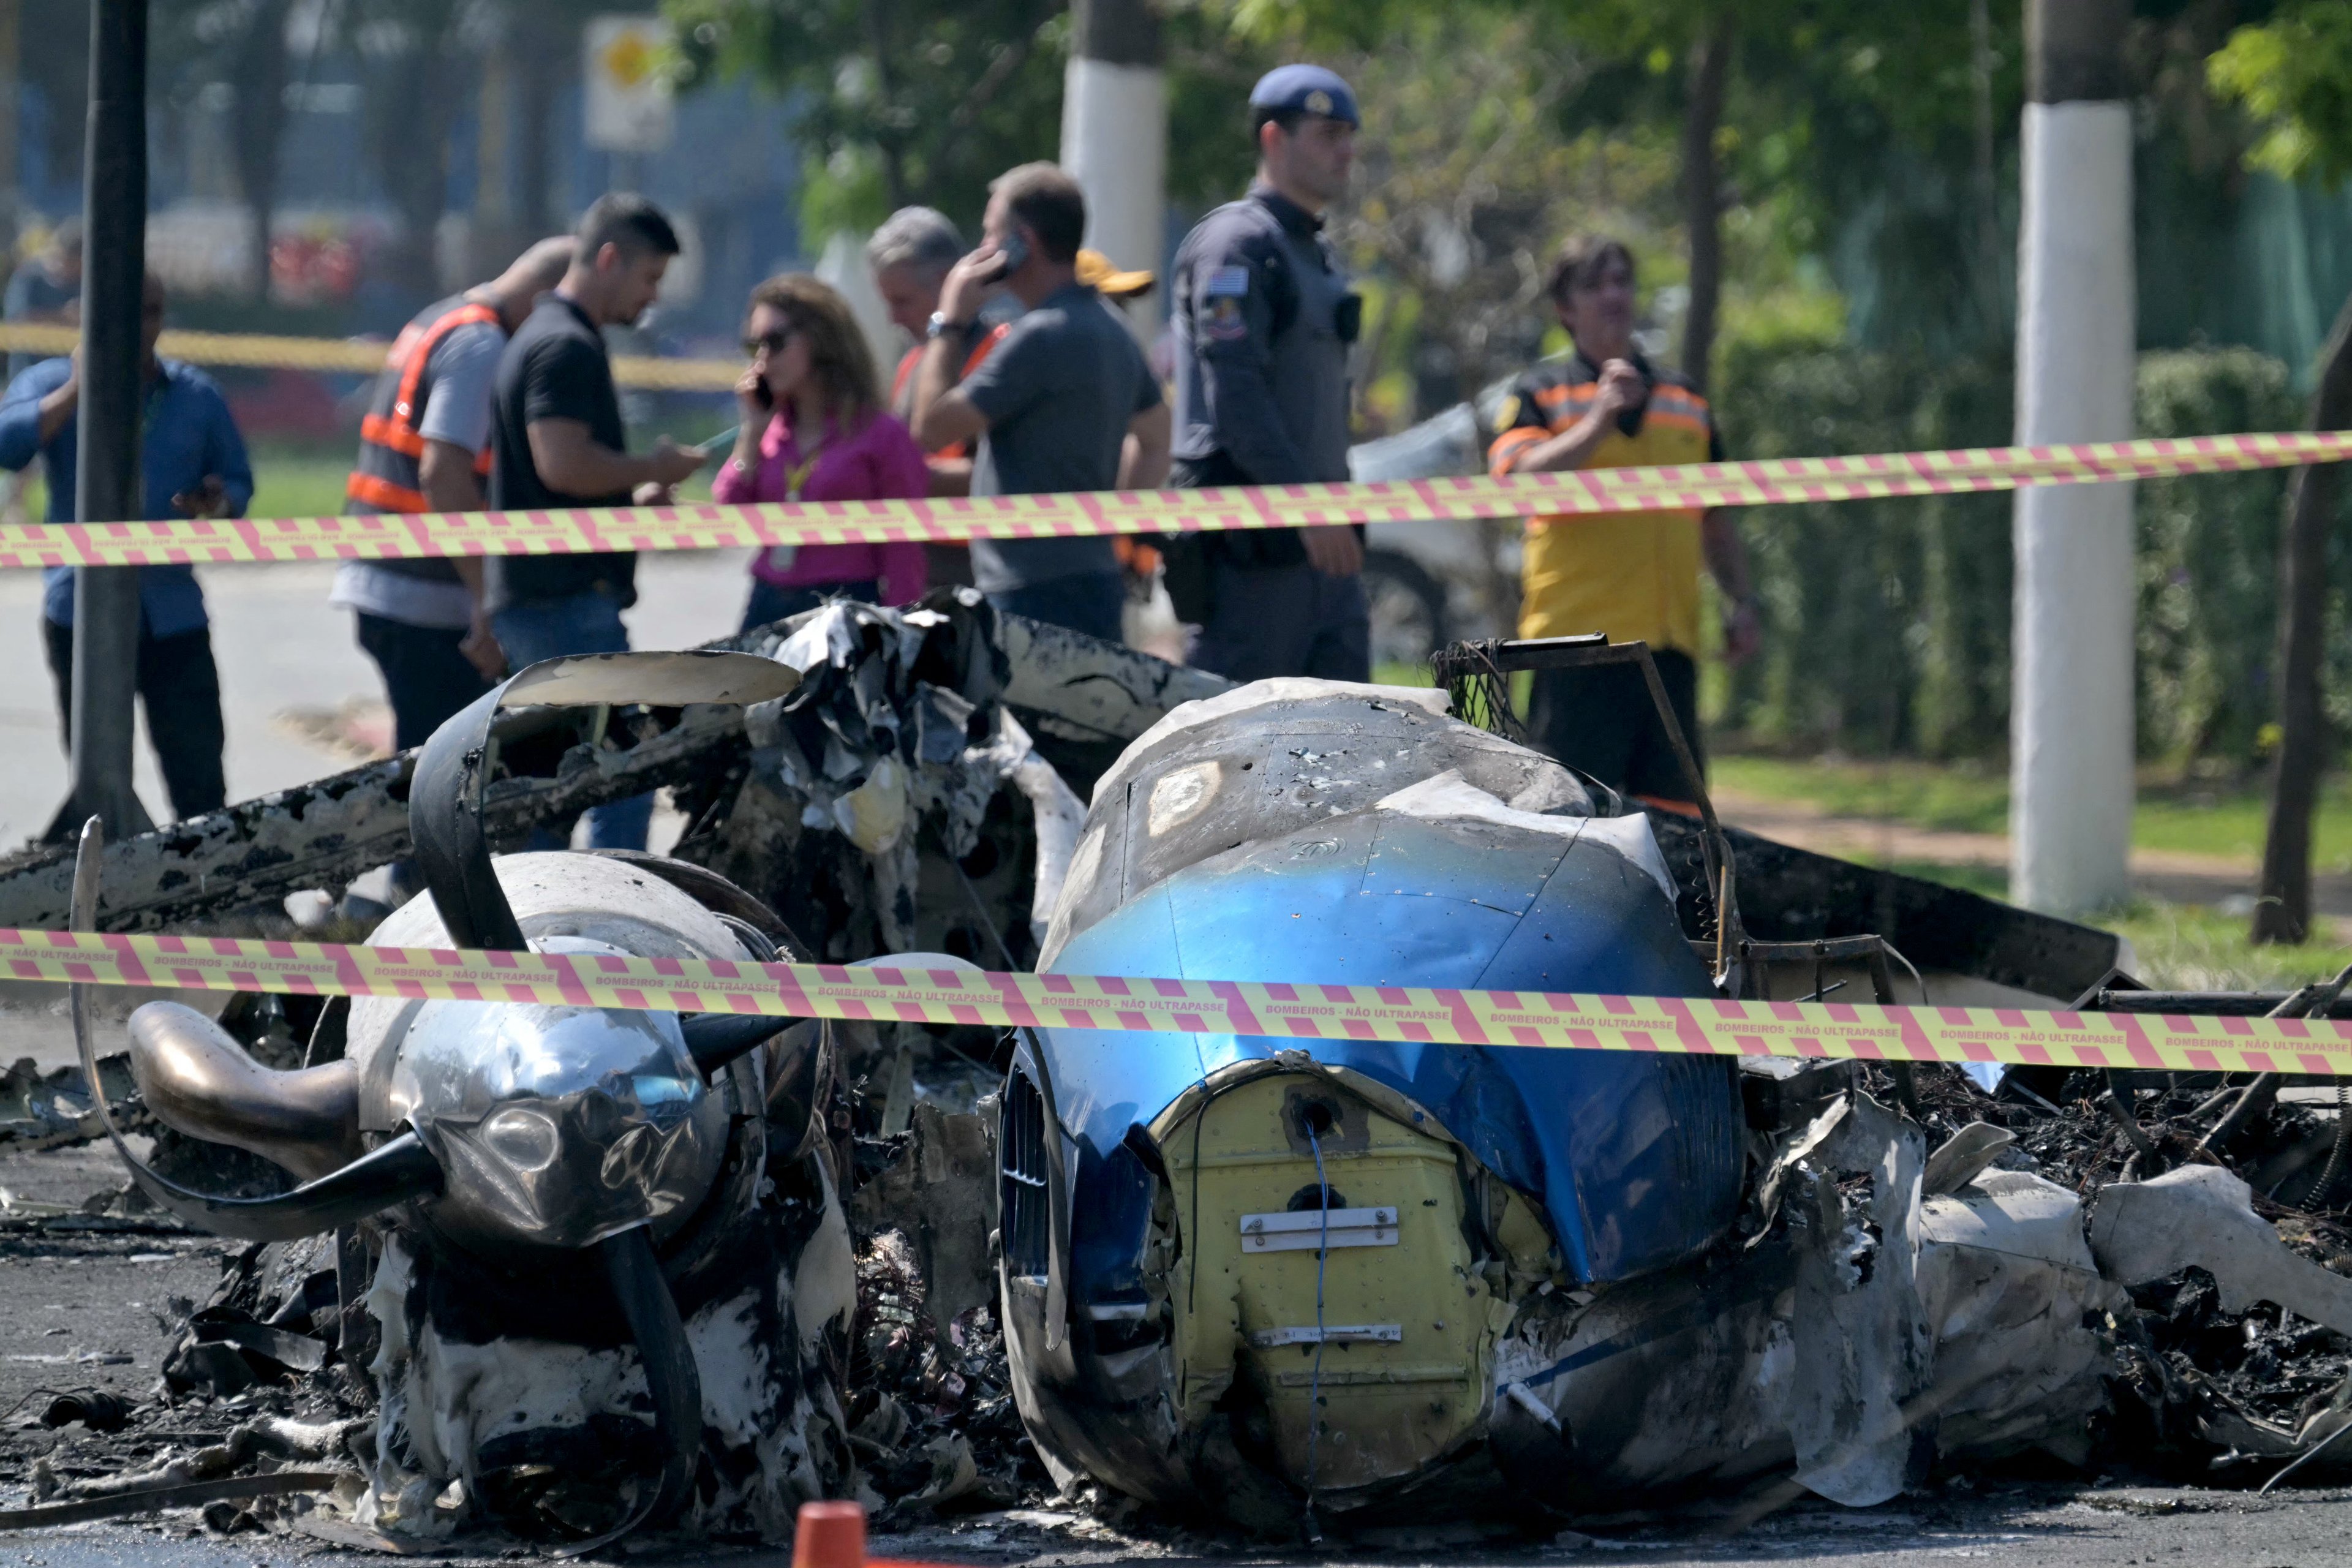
top-left (12, 619), bottom-right (2352, 1539)
top-left (0, 608), bottom-right (1230, 938)
top-left (1435, 636), bottom-right (2346, 1085)
top-left (0, 611), bottom-right (2312, 1059)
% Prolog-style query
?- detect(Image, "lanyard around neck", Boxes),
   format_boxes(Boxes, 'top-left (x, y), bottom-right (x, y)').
top-left (780, 421), bottom-right (831, 502)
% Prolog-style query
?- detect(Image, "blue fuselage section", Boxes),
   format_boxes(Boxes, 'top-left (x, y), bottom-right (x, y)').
top-left (1040, 807), bottom-right (1744, 1286)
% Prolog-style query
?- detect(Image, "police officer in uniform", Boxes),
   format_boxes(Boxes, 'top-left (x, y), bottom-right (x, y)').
top-left (1168, 65), bottom-right (1368, 682)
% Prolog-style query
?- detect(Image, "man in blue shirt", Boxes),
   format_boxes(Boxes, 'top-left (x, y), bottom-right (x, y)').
top-left (0, 274), bottom-right (253, 821)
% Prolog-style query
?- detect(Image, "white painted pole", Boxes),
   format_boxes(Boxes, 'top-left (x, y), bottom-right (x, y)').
top-left (1059, 0), bottom-right (1163, 340)
top-left (2010, 0), bottom-right (2135, 915)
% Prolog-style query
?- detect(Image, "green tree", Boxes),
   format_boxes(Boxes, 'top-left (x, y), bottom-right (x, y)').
top-left (489, 1), bottom-right (612, 243)
top-left (2209, 2), bottom-right (2352, 184)
top-left (349, 0), bottom-right (478, 299)
top-left (1219, 0), bottom-right (2018, 386)
top-left (152, 1), bottom-right (300, 303)
top-left (668, 0), bottom-right (1273, 240)
top-left (668, 0), bottom-right (1072, 237)
top-left (2207, 2), bottom-right (2352, 944)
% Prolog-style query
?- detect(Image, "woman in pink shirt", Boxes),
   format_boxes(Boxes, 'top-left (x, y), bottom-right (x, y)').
top-left (717, 273), bottom-right (929, 630)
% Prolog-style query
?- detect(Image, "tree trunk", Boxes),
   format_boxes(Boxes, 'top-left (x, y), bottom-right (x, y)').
top-left (511, 6), bottom-right (567, 239)
top-left (2252, 290), bottom-right (2352, 944)
top-left (1967, 0), bottom-right (2003, 335)
top-left (366, 3), bottom-right (465, 300)
top-left (1677, 14), bottom-right (1732, 394)
top-left (227, 0), bottom-right (294, 303)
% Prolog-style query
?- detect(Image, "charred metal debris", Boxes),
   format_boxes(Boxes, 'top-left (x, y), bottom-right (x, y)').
top-left (7, 624), bottom-right (2352, 1551)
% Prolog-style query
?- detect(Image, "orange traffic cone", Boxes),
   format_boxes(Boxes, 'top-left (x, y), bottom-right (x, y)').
top-left (793, 1500), bottom-right (867, 1568)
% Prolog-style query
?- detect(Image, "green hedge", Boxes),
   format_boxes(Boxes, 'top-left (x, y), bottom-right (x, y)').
top-left (1711, 341), bottom-right (2335, 768)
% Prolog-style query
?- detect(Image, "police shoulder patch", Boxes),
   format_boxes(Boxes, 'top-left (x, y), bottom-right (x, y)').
top-left (1204, 294), bottom-right (1249, 341)
top-left (1204, 265), bottom-right (1251, 298)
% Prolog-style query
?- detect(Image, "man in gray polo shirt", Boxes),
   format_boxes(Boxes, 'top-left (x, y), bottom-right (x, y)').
top-left (911, 162), bottom-right (1169, 642)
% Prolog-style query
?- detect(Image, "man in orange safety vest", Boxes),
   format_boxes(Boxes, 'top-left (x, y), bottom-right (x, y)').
top-left (331, 236), bottom-right (573, 751)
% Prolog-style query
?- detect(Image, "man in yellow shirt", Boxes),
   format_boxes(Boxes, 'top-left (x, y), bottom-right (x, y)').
top-left (1487, 235), bottom-right (1760, 806)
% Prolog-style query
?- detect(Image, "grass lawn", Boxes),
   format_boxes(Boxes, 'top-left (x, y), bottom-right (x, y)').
top-left (2106, 896), bottom-right (2352, 992)
top-left (22, 437), bottom-right (725, 521)
top-left (1373, 660), bottom-right (1436, 688)
top-left (241, 439), bottom-right (726, 514)
top-left (1874, 858), bottom-right (2352, 991)
top-left (249, 443), bottom-right (353, 518)
top-left (1713, 752), bottom-right (2352, 871)
top-left (1716, 756), bottom-right (2352, 988)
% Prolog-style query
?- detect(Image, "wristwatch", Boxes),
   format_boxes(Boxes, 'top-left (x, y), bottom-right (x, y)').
top-left (926, 312), bottom-right (976, 342)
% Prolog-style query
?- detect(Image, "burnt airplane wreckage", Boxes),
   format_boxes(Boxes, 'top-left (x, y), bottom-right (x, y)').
top-left (11, 601), bottom-right (2352, 1548)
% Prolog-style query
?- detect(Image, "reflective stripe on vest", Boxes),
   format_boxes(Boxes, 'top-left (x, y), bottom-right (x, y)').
top-left (889, 326), bottom-right (1009, 463)
top-left (345, 298), bottom-right (500, 514)
top-left (345, 471), bottom-right (430, 513)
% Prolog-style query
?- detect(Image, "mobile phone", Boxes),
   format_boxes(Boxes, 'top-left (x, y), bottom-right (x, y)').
top-left (1616, 366), bottom-right (1652, 437)
top-left (988, 232), bottom-right (1031, 280)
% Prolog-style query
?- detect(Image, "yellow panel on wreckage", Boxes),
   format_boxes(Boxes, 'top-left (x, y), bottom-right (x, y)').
top-left (1158, 1069), bottom-right (1527, 1494)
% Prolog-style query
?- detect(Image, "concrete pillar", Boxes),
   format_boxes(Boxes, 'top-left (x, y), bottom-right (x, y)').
top-left (2010, 0), bottom-right (2134, 914)
top-left (1058, 0), bottom-right (1163, 338)
top-left (48, 0), bottom-right (154, 842)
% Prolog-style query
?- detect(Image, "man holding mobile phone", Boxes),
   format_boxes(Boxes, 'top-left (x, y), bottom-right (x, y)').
top-left (486, 192), bottom-right (705, 850)
top-left (1488, 235), bottom-right (1759, 807)
top-left (911, 163), bottom-right (1170, 643)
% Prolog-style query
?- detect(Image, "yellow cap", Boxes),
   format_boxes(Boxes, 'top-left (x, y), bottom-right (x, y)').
top-left (1076, 249), bottom-right (1155, 300)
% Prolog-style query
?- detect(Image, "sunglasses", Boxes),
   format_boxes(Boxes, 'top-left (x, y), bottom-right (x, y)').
top-left (742, 325), bottom-right (800, 358)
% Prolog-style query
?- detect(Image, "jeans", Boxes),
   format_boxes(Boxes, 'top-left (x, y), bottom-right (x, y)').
top-left (489, 589), bottom-right (652, 850)
top-left (741, 577), bottom-right (880, 634)
top-left (355, 614), bottom-right (494, 752)
top-left (986, 572), bottom-right (1126, 644)
top-left (42, 616), bottom-right (227, 822)
top-left (1190, 561), bottom-right (1370, 684)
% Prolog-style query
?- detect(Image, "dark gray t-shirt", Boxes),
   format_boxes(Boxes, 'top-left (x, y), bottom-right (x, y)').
top-left (963, 282), bottom-right (1160, 592)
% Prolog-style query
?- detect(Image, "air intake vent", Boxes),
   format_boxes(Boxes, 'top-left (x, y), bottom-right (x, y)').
top-left (1001, 1067), bottom-right (1050, 1280)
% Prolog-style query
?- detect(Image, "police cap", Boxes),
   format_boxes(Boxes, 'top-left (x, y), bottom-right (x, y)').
top-left (1248, 64), bottom-right (1360, 128)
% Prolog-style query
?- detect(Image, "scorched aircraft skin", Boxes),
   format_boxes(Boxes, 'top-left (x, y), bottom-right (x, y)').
top-left (999, 680), bottom-right (2119, 1526)
top-left (81, 653), bottom-right (859, 1548)
top-left (62, 633), bottom-right (2341, 1545)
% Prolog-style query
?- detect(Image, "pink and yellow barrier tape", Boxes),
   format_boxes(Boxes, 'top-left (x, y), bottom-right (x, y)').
top-left (1, 429), bottom-right (2346, 571)
top-left (7, 925), bottom-right (2349, 1078)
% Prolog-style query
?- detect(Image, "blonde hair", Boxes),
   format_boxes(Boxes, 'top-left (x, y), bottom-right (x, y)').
top-left (747, 273), bottom-right (882, 428)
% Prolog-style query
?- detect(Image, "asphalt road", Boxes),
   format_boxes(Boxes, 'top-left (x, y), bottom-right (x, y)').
top-left (3, 1481), bottom-right (2352, 1566)
top-left (0, 548), bottom-right (763, 1077)
top-left (10, 1123), bottom-right (2352, 1566)
top-left (0, 548), bottom-right (761, 853)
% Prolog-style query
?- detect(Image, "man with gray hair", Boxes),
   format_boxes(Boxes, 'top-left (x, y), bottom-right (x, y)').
top-left (869, 206), bottom-right (1005, 506)
top-left (868, 206), bottom-right (964, 342)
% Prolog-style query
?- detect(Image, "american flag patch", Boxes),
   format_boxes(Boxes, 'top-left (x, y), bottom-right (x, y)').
top-left (1204, 266), bottom-right (1250, 297)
